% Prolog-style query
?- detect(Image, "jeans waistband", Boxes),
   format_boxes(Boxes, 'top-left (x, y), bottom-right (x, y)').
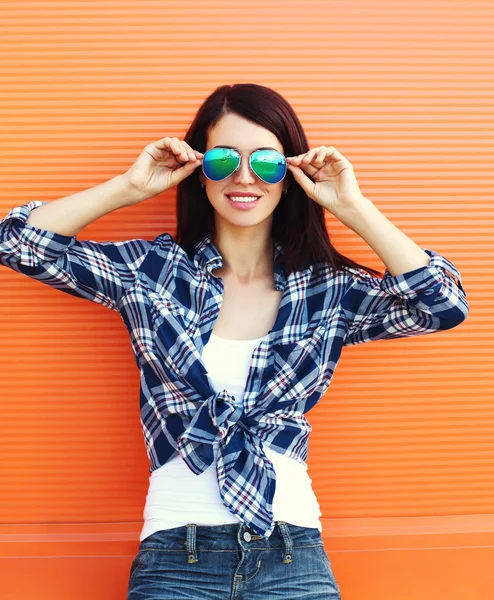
top-left (139, 521), bottom-right (323, 565)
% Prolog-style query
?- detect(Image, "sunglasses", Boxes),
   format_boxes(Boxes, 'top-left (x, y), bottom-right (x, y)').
top-left (202, 147), bottom-right (287, 184)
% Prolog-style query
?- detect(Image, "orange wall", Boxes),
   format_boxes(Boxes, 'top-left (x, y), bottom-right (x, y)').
top-left (1, 1), bottom-right (493, 598)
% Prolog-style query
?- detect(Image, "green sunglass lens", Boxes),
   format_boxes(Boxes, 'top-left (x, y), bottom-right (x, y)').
top-left (250, 150), bottom-right (287, 184)
top-left (202, 148), bottom-right (240, 181)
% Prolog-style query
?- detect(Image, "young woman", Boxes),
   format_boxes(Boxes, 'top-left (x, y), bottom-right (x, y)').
top-left (0, 83), bottom-right (469, 599)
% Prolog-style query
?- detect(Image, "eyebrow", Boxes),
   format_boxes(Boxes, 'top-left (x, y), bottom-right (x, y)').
top-left (213, 145), bottom-right (281, 152)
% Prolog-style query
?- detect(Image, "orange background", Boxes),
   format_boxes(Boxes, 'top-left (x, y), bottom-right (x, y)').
top-left (0, 1), bottom-right (493, 598)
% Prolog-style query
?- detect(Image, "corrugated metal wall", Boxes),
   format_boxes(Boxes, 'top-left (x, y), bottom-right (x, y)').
top-left (1, 1), bottom-right (492, 598)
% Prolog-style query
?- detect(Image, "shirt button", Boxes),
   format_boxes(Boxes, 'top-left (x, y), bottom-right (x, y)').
top-left (243, 531), bottom-right (252, 542)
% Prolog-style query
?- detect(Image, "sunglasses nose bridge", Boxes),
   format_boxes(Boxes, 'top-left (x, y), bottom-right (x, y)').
top-left (233, 152), bottom-right (256, 182)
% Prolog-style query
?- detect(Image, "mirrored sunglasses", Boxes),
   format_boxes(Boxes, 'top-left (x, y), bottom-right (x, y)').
top-left (202, 147), bottom-right (287, 184)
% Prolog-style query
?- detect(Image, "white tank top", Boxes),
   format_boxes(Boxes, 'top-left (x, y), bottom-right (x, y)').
top-left (140, 332), bottom-right (323, 541)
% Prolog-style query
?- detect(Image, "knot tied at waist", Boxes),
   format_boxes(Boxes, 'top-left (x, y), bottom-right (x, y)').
top-left (175, 389), bottom-right (278, 539)
top-left (176, 389), bottom-right (259, 472)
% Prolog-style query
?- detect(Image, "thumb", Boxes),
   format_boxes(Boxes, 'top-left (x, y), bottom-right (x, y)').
top-left (287, 164), bottom-right (314, 196)
top-left (170, 159), bottom-right (202, 186)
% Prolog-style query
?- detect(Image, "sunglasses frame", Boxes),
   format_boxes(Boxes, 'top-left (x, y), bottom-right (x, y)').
top-left (202, 147), bottom-right (288, 184)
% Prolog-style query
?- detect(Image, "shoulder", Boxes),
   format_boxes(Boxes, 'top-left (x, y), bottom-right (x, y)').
top-left (152, 232), bottom-right (175, 251)
top-left (151, 233), bottom-right (186, 258)
top-left (150, 233), bottom-right (204, 270)
top-left (303, 263), bottom-right (385, 310)
top-left (308, 261), bottom-right (356, 289)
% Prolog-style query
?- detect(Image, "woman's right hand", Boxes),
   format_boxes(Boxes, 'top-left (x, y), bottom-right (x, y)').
top-left (122, 137), bottom-right (204, 204)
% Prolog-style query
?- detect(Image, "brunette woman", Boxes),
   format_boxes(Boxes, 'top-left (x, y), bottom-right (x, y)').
top-left (0, 83), bottom-right (469, 599)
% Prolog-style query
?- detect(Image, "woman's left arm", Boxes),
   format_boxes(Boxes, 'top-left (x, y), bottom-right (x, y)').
top-left (286, 146), bottom-right (469, 345)
top-left (288, 145), bottom-right (446, 277)
top-left (331, 196), bottom-right (432, 277)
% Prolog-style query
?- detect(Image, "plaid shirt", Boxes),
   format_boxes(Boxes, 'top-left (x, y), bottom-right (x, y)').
top-left (1, 200), bottom-right (469, 539)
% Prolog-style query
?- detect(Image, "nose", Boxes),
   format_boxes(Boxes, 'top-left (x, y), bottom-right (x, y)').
top-left (232, 154), bottom-right (256, 185)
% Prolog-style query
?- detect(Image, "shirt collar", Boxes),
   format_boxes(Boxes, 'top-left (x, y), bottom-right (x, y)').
top-left (193, 232), bottom-right (287, 292)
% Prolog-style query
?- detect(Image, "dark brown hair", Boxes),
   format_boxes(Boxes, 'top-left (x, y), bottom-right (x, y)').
top-left (175, 83), bottom-right (382, 278)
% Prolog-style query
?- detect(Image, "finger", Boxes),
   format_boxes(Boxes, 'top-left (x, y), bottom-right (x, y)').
top-left (326, 146), bottom-right (354, 173)
top-left (153, 137), bottom-right (171, 148)
top-left (154, 137), bottom-right (182, 157)
top-left (151, 137), bottom-right (176, 153)
top-left (181, 140), bottom-right (201, 162)
top-left (286, 153), bottom-right (307, 165)
top-left (303, 147), bottom-right (326, 164)
top-left (170, 157), bottom-right (203, 185)
top-left (326, 146), bottom-right (347, 161)
top-left (287, 153), bottom-right (317, 174)
top-left (298, 161), bottom-right (319, 177)
top-left (302, 149), bottom-right (319, 164)
top-left (170, 137), bottom-right (191, 162)
top-left (314, 147), bottom-right (328, 164)
top-left (286, 163), bottom-right (315, 194)
top-left (170, 137), bottom-right (185, 153)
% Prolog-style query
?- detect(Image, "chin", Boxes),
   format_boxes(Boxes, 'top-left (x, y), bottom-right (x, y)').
top-left (214, 209), bottom-right (274, 228)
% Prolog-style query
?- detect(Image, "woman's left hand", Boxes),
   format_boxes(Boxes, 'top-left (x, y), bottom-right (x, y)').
top-left (286, 146), bottom-right (366, 215)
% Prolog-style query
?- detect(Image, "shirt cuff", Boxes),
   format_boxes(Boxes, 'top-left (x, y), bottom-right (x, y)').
top-left (379, 248), bottom-right (466, 299)
top-left (0, 201), bottom-right (77, 267)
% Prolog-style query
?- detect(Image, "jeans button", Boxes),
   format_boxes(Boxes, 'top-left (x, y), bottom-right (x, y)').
top-left (243, 531), bottom-right (252, 542)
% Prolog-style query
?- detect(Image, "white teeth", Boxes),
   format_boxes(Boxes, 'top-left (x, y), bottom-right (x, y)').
top-left (229, 196), bottom-right (259, 203)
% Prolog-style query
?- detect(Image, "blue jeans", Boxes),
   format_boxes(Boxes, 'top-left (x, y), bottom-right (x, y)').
top-left (126, 521), bottom-right (341, 599)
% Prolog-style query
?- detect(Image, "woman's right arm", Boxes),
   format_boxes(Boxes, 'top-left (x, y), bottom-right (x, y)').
top-left (0, 137), bottom-right (204, 311)
top-left (0, 197), bottom-right (153, 312)
top-left (25, 173), bottom-right (145, 236)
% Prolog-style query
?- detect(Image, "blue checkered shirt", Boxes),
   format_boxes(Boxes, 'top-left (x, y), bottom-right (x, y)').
top-left (1, 200), bottom-right (469, 538)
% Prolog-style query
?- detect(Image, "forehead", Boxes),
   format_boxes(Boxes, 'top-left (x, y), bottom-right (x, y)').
top-left (207, 113), bottom-right (284, 153)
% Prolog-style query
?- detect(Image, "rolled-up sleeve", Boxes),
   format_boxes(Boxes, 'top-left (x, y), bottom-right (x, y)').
top-left (341, 248), bottom-right (469, 346)
top-left (0, 201), bottom-right (152, 312)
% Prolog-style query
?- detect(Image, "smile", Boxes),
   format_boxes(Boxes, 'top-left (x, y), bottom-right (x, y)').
top-left (227, 195), bottom-right (261, 203)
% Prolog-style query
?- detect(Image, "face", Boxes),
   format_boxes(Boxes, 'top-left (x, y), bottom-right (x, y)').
top-left (199, 112), bottom-right (286, 231)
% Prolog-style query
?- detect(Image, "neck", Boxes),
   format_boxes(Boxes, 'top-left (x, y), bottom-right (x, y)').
top-left (211, 221), bottom-right (274, 283)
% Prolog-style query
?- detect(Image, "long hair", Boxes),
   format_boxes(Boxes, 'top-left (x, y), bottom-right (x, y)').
top-left (175, 83), bottom-right (382, 278)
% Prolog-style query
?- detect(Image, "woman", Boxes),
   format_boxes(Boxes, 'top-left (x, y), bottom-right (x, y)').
top-left (0, 83), bottom-right (469, 599)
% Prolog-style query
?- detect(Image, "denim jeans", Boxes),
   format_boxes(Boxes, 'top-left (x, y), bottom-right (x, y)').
top-left (126, 520), bottom-right (341, 599)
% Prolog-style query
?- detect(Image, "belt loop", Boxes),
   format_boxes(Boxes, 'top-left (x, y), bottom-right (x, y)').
top-left (185, 523), bottom-right (199, 563)
top-left (276, 521), bottom-right (293, 564)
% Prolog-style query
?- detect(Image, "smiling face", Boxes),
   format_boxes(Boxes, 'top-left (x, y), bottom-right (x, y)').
top-left (199, 112), bottom-right (286, 232)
